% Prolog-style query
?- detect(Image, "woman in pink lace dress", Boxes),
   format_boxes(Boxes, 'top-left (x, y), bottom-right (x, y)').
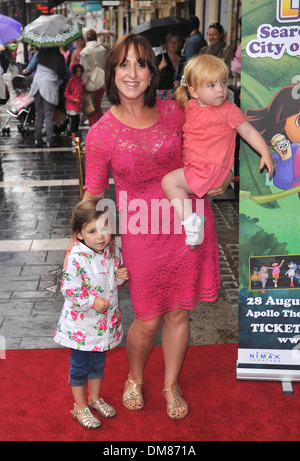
top-left (79, 34), bottom-right (231, 420)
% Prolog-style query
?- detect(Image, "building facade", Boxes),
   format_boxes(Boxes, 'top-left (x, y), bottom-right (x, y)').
top-left (0, 0), bottom-right (241, 50)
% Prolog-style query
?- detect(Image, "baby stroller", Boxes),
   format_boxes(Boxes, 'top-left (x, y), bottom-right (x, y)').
top-left (3, 75), bottom-right (35, 137)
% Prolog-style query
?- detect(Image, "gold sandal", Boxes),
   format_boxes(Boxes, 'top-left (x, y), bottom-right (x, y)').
top-left (70, 404), bottom-right (101, 429)
top-left (88, 397), bottom-right (116, 418)
top-left (162, 386), bottom-right (189, 420)
top-left (122, 378), bottom-right (144, 410)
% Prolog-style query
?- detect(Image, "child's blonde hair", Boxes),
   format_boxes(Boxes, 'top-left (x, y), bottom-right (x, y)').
top-left (176, 54), bottom-right (229, 109)
top-left (70, 199), bottom-right (116, 258)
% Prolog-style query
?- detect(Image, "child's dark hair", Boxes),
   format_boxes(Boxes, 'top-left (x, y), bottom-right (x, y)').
top-left (72, 63), bottom-right (84, 74)
top-left (70, 199), bottom-right (116, 257)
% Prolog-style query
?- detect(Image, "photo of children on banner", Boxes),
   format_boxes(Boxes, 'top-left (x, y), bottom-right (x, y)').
top-left (250, 255), bottom-right (300, 291)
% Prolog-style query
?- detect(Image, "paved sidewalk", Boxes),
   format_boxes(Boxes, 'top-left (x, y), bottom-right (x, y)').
top-left (0, 82), bottom-right (239, 351)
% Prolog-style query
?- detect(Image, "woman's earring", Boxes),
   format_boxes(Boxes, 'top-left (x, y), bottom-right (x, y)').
top-left (148, 80), bottom-right (151, 86)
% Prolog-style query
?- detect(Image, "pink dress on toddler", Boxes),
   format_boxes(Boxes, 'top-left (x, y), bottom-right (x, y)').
top-left (84, 99), bottom-right (220, 320)
top-left (183, 98), bottom-right (246, 198)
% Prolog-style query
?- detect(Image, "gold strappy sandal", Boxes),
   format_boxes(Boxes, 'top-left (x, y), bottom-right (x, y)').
top-left (70, 404), bottom-right (101, 429)
top-left (88, 397), bottom-right (116, 418)
top-left (122, 378), bottom-right (144, 410)
top-left (162, 386), bottom-right (189, 420)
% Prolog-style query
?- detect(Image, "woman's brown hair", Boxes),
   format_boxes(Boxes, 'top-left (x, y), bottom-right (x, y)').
top-left (70, 199), bottom-right (116, 258)
top-left (104, 33), bottom-right (159, 107)
top-left (85, 29), bottom-right (97, 42)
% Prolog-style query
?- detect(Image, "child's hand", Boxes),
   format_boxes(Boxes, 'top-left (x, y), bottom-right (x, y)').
top-left (260, 152), bottom-right (275, 178)
top-left (116, 267), bottom-right (130, 281)
top-left (207, 170), bottom-right (233, 197)
top-left (237, 122), bottom-right (275, 178)
top-left (94, 297), bottom-right (110, 313)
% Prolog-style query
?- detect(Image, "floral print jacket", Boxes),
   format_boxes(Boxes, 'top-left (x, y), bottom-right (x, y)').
top-left (54, 240), bottom-right (124, 352)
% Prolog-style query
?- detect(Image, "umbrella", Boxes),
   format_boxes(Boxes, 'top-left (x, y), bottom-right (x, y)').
top-left (0, 14), bottom-right (22, 44)
top-left (22, 14), bottom-right (82, 48)
top-left (131, 16), bottom-right (194, 48)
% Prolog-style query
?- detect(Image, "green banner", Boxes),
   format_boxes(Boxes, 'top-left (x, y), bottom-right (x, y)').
top-left (237, 0), bottom-right (300, 387)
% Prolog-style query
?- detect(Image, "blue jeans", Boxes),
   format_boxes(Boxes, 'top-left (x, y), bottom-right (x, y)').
top-left (69, 348), bottom-right (106, 387)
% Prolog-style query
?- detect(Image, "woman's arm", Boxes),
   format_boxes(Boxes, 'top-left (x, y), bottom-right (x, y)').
top-left (83, 189), bottom-right (105, 201)
top-left (69, 49), bottom-right (76, 71)
top-left (64, 119), bottom-right (110, 270)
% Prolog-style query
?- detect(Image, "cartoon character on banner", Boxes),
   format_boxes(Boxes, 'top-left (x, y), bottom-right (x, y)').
top-left (285, 261), bottom-right (300, 287)
top-left (264, 260), bottom-right (285, 288)
top-left (256, 265), bottom-right (269, 293)
top-left (246, 84), bottom-right (300, 197)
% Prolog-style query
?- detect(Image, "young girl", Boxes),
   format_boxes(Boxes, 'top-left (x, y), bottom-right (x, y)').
top-left (64, 63), bottom-right (84, 142)
top-left (161, 54), bottom-right (275, 249)
top-left (54, 199), bottom-right (129, 429)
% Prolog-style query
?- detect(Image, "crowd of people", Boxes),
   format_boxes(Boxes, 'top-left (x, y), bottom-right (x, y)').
top-left (51, 17), bottom-right (272, 432)
top-left (1, 28), bottom-right (108, 147)
top-left (1, 17), bottom-right (242, 148)
top-left (3, 16), bottom-right (252, 430)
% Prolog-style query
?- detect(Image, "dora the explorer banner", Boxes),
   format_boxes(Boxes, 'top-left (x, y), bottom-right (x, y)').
top-left (237, 0), bottom-right (300, 384)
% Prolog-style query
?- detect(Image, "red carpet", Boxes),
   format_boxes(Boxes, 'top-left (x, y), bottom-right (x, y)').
top-left (1, 344), bottom-right (300, 441)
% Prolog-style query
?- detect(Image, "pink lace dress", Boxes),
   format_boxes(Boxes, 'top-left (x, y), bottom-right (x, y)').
top-left (84, 99), bottom-right (220, 320)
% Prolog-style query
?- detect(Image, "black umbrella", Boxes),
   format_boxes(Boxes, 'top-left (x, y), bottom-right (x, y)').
top-left (131, 16), bottom-right (193, 48)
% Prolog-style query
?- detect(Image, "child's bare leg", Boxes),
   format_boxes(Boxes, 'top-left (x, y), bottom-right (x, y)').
top-left (88, 378), bottom-right (116, 418)
top-left (161, 168), bottom-right (193, 221)
top-left (161, 169), bottom-right (205, 249)
top-left (88, 378), bottom-right (102, 403)
top-left (71, 384), bottom-right (88, 410)
top-left (70, 384), bottom-right (101, 428)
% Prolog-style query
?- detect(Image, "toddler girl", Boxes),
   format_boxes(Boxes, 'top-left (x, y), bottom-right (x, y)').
top-left (161, 54), bottom-right (274, 249)
top-left (64, 63), bottom-right (84, 141)
top-left (54, 199), bottom-right (129, 429)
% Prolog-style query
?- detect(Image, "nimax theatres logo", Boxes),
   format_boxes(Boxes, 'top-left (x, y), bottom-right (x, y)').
top-left (249, 351), bottom-right (281, 363)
